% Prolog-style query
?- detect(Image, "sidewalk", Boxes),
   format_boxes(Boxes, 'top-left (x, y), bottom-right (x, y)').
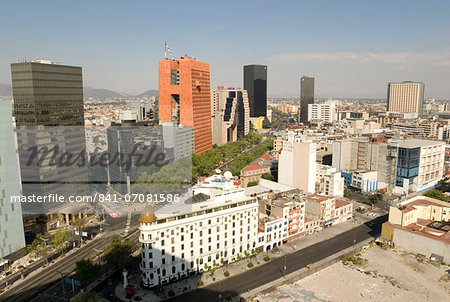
top-left (115, 217), bottom-right (369, 302)
top-left (0, 232), bottom-right (104, 293)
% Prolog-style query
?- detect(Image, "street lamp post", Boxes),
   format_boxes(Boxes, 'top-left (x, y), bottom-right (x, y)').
top-left (283, 256), bottom-right (286, 278)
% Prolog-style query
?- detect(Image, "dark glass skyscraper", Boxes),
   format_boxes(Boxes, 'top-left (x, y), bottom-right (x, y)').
top-left (300, 76), bottom-right (314, 123)
top-left (243, 65), bottom-right (267, 117)
top-left (10, 60), bottom-right (88, 214)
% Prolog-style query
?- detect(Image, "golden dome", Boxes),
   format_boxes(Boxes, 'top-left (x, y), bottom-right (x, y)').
top-left (139, 205), bottom-right (157, 224)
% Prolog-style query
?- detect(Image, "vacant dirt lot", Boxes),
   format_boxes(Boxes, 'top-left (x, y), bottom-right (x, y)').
top-left (255, 246), bottom-right (450, 302)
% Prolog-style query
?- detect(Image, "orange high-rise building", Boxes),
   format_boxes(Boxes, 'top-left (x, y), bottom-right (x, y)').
top-left (159, 57), bottom-right (212, 154)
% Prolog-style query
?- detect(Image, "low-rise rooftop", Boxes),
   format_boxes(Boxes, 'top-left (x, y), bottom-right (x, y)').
top-left (335, 199), bottom-right (351, 208)
top-left (303, 193), bottom-right (332, 203)
top-left (391, 139), bottom-right (445, 148)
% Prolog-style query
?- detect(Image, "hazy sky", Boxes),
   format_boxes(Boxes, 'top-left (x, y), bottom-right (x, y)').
top-left (1, 0), bottom-right (450, 99)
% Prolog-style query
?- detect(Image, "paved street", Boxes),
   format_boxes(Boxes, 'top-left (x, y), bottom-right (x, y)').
top-left (1, 211), bottom-right (386, 302)
top-left (169, 215), bottom-right (387, 302)
top-left (0, 214), bottom-right (140, 302)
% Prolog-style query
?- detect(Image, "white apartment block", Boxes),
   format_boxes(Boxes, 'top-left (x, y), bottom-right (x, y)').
top-left (387, 81), bottom-right (424, 116)
top-left (350, 170), bottom-right (379, 192)
top-left (307, 100), bottom-right (337, 123)
top-left (413, 141), bottom-right (445, 190)
top-left (139, 176), bottom-right (259, 287)
top-left (258, 214), bottom-right (285, 251)
top-left (391, 139), bottom-right (445, 194)
top-left (316, 164), bottom-right (344, 197)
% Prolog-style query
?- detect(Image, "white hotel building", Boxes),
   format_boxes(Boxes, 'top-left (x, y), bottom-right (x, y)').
top-left (139, 174), bottom-right (259, 288)
top-left (139, 173), bottom-right (351, 287)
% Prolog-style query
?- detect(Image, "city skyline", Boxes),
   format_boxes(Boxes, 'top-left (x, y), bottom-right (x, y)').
top-left (1, 1), bottom-right (450, 301)
top-left (1, 0), bottom-right (450, 99)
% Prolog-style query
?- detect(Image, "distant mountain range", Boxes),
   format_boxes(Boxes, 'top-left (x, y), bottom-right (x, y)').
top-left (0, 83), bottom-right (158, 99)
top-left (83, 87), bottom-right (158, 99)
top-left (133, 89), bottom-right (159, 98)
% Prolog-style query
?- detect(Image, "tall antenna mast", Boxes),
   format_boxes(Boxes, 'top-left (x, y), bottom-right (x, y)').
top-left (164, 43), bottom-right (175, 60)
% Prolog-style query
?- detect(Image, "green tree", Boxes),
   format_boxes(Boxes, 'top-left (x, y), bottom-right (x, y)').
top-left (52, 229), bottom-right (70, 251)
top-left (247, 181), bottom-right (259, 187)
top-left (368, 194), bottom-right (378, 204)
top-left (261, 173), bottom-right (274, 181)
top-left (438, 177), bottom-right (449, 185)
top-left (75, 259), bottom-right (99, 283)
top-left (227, 139), bottom-right (273, 175)
top-left (245, 131), bottom-right (262, 145)
top-left (424, 189), bottom-right (448, 202)
top-left (72, 290), bottom-right (99, 302)
top-left (249, 121), bottom-right (254, 131)
top-left (103, 235), bottom-right (133, 271)
top-left (27, 234), bottom-right (44, 257)
top-left (344, 189), bottom-right (352, 199)
top-left (27, 234), bottom-right (50, 261)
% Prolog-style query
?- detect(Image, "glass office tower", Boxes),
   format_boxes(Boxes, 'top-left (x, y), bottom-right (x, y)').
top-left (10, 60), bottom-right (88, 215)
top-left (0, 99), bottom-right (26, 257)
